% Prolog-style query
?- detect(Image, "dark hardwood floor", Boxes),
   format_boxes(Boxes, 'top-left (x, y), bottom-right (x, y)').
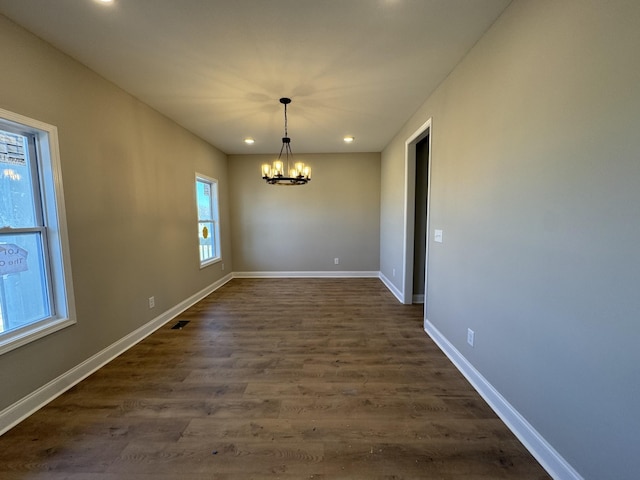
top-left (0, 278), bottom-right (550, 479)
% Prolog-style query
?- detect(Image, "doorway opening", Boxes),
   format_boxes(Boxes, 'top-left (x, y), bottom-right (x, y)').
top-left (402, 118), bottom-right (432, 309)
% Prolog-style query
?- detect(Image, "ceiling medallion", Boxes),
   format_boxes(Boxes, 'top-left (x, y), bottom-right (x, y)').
top-left (261, 98), bottom-right (311, 186)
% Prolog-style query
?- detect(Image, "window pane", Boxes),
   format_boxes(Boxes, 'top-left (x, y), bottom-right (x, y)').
top-left (195, 174), bottom-right (220, 267)
top-left (198, 222), bottom-right (215, 262)
top-left (0, 108), bottom-right (76, 354)
top-left (0, 232), bottom-right (50, 334)
top-left (0, 130), bottom-right (37, 228)
top-left (196, 179), bottom-right (212, 220)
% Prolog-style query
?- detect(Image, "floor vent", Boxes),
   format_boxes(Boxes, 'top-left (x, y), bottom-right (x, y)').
top-left (171, 320), bottom-right (190, 330)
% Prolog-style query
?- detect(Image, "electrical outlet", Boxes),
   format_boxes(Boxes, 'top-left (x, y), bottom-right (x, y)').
top-left (148, 296), bottom-right (155, 309)
top-left (392, 268), bottom-right (396, 277)
top-left (334, 257), bottom-right (339, 265)
top-left (467, 328), bottom-right (475, 347)
top-left (221, 263), bottom-right (225, 270)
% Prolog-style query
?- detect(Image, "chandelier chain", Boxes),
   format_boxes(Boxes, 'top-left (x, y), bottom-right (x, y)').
top-left (283, 101), bottom-right (288, 139)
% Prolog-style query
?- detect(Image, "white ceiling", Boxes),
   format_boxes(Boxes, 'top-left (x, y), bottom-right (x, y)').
top-left (0, 0), bottom-right (511, 154)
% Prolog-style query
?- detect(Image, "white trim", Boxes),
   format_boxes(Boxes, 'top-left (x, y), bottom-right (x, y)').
top-left (0, 317), bottom-right (75, 355)
top-left (0, 273), bottom-right (233, 436)
top-left (233, 271), bottom-right (380, 278)
top-left (0, 107), bottom-right (77, 354)
top-left (402, 118), bottom-right (432, 305)
top-left (379, 271), bottom-right (403, 303)
top-left (195, 172), bottom-right (222, 267)
top-left (423, 318), bottom-right (583, 480)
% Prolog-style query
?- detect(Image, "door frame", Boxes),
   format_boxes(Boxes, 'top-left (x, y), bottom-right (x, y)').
top-left (402, 118), bottom-right (432, 306)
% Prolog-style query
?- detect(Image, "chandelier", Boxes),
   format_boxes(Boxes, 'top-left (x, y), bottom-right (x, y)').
top-left (261, 98), bottom-right (311, 185)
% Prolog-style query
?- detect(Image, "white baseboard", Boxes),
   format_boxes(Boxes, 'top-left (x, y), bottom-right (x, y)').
top-left (0, 273), bottom-right (233, 436)
top-left (412, 294), bottom-right (424, 304)
top-left (378, 272), bottom-right (403, 303)
top-left (233, 271), bottom-right (380, 278)
top-left (423, 318), bottom-right (583, 480)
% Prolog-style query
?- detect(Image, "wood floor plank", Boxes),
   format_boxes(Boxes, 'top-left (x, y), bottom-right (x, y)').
top-left (0, 278), bottom-right (550, 478)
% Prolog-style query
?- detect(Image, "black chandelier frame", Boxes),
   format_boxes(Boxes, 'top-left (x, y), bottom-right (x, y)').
top-left (262, 97), bottom-right (311, 186)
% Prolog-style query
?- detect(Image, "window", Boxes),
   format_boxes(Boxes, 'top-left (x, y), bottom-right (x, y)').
top-left (0, 108), bottom-right (75, 354)
top-left (195, 174), bottom-right (221, 267)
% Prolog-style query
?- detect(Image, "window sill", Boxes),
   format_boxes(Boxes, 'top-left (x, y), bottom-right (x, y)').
top-left (200, 257), bottom-right (222, 269)
top-left (0, 317), bottom-right (76, 355)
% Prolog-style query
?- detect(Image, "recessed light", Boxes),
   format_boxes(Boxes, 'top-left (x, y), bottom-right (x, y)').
top-left (244, 138), bottom-right (255, 145)
top-left (96, 0), bottom-right (114, 4)
top-left (343, 136), bottom-right (355, 143)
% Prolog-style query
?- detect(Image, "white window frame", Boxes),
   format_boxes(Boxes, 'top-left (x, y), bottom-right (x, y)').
top-left (0, 107), bottom-right (76, 355)
top-left (195, 173), bottom-right (221, 268)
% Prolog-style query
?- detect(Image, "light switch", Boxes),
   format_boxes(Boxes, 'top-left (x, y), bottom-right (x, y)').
top-left (434, 229), bottom-right (443, 243)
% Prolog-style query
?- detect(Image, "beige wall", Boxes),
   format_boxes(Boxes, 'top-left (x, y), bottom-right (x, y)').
top-left (381, 1), bottom-right (640, 478)
top-left (0, 16), bottom-right (231, 409)
top-left (229, 153), bottom-right (380, 273)
top-left (4, 0), bottom-right (640, 477)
